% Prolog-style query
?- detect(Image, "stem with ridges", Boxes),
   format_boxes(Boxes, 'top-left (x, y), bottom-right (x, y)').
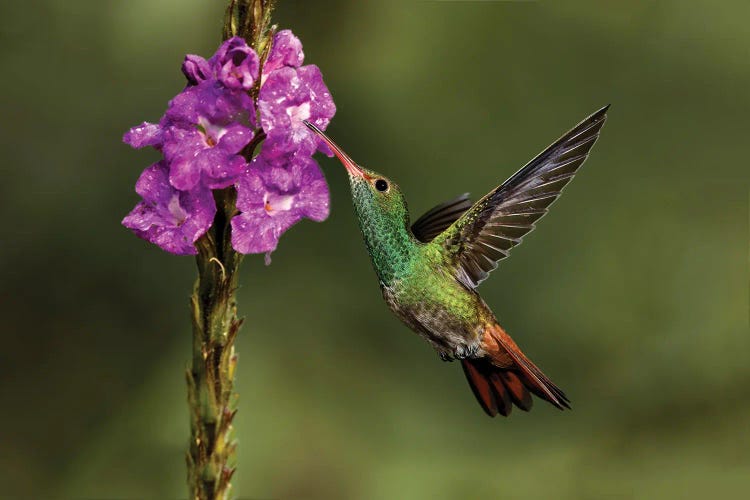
top-left (187, 187), bottom-right (243, 500)
top-left (186, 2), bottom-right (276, 498)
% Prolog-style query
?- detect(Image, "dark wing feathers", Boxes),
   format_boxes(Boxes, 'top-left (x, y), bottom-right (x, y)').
top-left (411, 193), bottom-right (473, 243)
top-left (436, 105), bottom-right (609, 289)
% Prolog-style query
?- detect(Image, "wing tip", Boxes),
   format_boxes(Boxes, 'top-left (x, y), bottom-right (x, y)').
top-left (591, 103), bottom-right (611, 121)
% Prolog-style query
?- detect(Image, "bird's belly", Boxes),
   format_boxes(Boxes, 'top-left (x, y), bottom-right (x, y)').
top-left (381, 281), bottom-right (486, 359)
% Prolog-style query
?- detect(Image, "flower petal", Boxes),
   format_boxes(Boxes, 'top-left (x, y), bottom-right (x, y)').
top-left (123, 122), bottom-right (162, 149)
top-left (264, 30), bottom-right (305, 73)
top-left (292, 156), bottom-right (330, 222)
top-left (210, 37), bottom-right (260, 90)
top-left (181, 54), bottom-right (211, 85)
top-left (217, 123), bottom-right (254, 154)
top-left (160, 81), bottom-right (255, 190)
top-left (200, 150), bottom-right (248, 189)
top-left (168, 156), bottom-right (202, 191)
top-left (258, 65), bottom-right (336, 157)
top-left (123, 162), bottom-right (216, 255)
top-left (231, 153), bottom-right (329, 255)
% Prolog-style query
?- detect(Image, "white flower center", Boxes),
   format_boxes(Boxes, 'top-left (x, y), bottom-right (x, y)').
top-left (167, 194), bottom-right (188, 225)
top-left (198, 117), bottom-right (226, 147)
top-left (264, 193), bottom-right (294, 216)
top-left (286, 102), bottom-right (311, 125)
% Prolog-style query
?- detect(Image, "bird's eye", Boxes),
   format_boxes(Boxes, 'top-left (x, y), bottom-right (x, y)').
top-left (375, 179), bottom-right (389, 192)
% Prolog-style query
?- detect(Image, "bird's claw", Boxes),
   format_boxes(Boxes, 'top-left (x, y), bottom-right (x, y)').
top-left (439, 344), bottom-right (479, 362)
top-left (454, 343), bottom-right (479, 360)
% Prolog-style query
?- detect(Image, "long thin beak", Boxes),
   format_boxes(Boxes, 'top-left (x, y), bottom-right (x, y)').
top-left (303, 120), bottom-right (367, 178)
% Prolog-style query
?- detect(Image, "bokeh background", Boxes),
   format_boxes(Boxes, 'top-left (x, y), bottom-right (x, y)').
top-left (1, 0), bottom-right (748, 498)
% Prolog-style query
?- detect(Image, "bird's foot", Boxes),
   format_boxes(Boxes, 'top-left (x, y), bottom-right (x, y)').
top-left (454, 343), bottom-right (479, 360)
top-left (439, 343), bottom-right (479, 362)
top-left (439, 352), bottom-right (454, 362)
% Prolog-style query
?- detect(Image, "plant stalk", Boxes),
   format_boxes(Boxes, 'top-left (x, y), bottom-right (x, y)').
top-left (187, 188), bottom-right (243, 500)
top-left (186, 3), bottom-right (276, 498)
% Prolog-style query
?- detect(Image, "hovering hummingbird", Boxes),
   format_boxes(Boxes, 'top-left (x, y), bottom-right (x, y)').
top-left (304, 105), bottom-right (608, 417)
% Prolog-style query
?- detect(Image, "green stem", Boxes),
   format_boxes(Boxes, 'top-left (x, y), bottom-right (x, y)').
top-left (186, 3), bottom-right (276, 498)
top-left (187, 188), bottom-right (243, 500)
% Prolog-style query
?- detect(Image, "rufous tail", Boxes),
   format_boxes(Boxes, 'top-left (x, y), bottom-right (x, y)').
top-left (461, 324), bottom-right (570, 417)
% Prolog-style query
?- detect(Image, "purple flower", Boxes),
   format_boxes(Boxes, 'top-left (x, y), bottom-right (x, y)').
top-left (258, 65), bottom-right (336, 159)
top-left (122, 161), bottom-right (216, 255)
top-left (181, 38), bottom-right (260, 90)
top-left (263, 30), bottom-right (304, 75)
top-left (181, 54), bottom-right (212, 86)
top-left (161, 80), bottom-right (255, 190)
top-left (123, 30), bottom-right (335, 258)
top-left (124, 122), bottom-right (162, 149)
top-left (123, 81), bottom-right (256, 192)
top-left (209, 37), bottom-right (260, 91)
top-left (231, 153), bottom-right (329, 256)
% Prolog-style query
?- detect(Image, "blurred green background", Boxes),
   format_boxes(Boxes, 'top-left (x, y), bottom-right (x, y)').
top-left (1, 0), bottom-right (748, 498)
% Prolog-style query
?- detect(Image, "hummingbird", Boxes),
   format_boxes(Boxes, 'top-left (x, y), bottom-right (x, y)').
top-left (304, 105), bottom-right (608, 417)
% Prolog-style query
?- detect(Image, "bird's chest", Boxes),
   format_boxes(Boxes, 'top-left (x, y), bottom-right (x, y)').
top-left (381, 276), bottom-right (484, 357)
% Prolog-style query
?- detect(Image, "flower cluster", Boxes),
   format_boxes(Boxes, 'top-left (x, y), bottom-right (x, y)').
top-left (123, 31), bottom-right (335, 257)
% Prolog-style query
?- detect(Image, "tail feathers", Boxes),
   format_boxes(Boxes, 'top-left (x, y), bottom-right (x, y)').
top-left (489, 325), bottom-right (570, 410)
top-left (462, 324), bottom-right (570, 417)
top-left (462, 359), bottom-right (522, 416)
top-left (500, 371), bottom-right (534, 411)
top-left (508, 349), bottom-right (570, 410)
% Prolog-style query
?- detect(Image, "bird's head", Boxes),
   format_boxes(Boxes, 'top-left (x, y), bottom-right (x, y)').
top-left (304, 121), bottom-right (409, 229)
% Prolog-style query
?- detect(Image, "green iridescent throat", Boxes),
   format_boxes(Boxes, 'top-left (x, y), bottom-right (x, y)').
top-left (349, 175), bottom-right (417, 285)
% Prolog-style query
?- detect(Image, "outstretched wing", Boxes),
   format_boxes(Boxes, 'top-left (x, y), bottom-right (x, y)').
top-left (434, 105), bottom-right (609, 289)
top-left (412, 193), bottom-right (473, 243)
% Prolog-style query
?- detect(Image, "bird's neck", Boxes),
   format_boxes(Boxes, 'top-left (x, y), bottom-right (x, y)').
top-left (354, 204), bottom-right (416, 285)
